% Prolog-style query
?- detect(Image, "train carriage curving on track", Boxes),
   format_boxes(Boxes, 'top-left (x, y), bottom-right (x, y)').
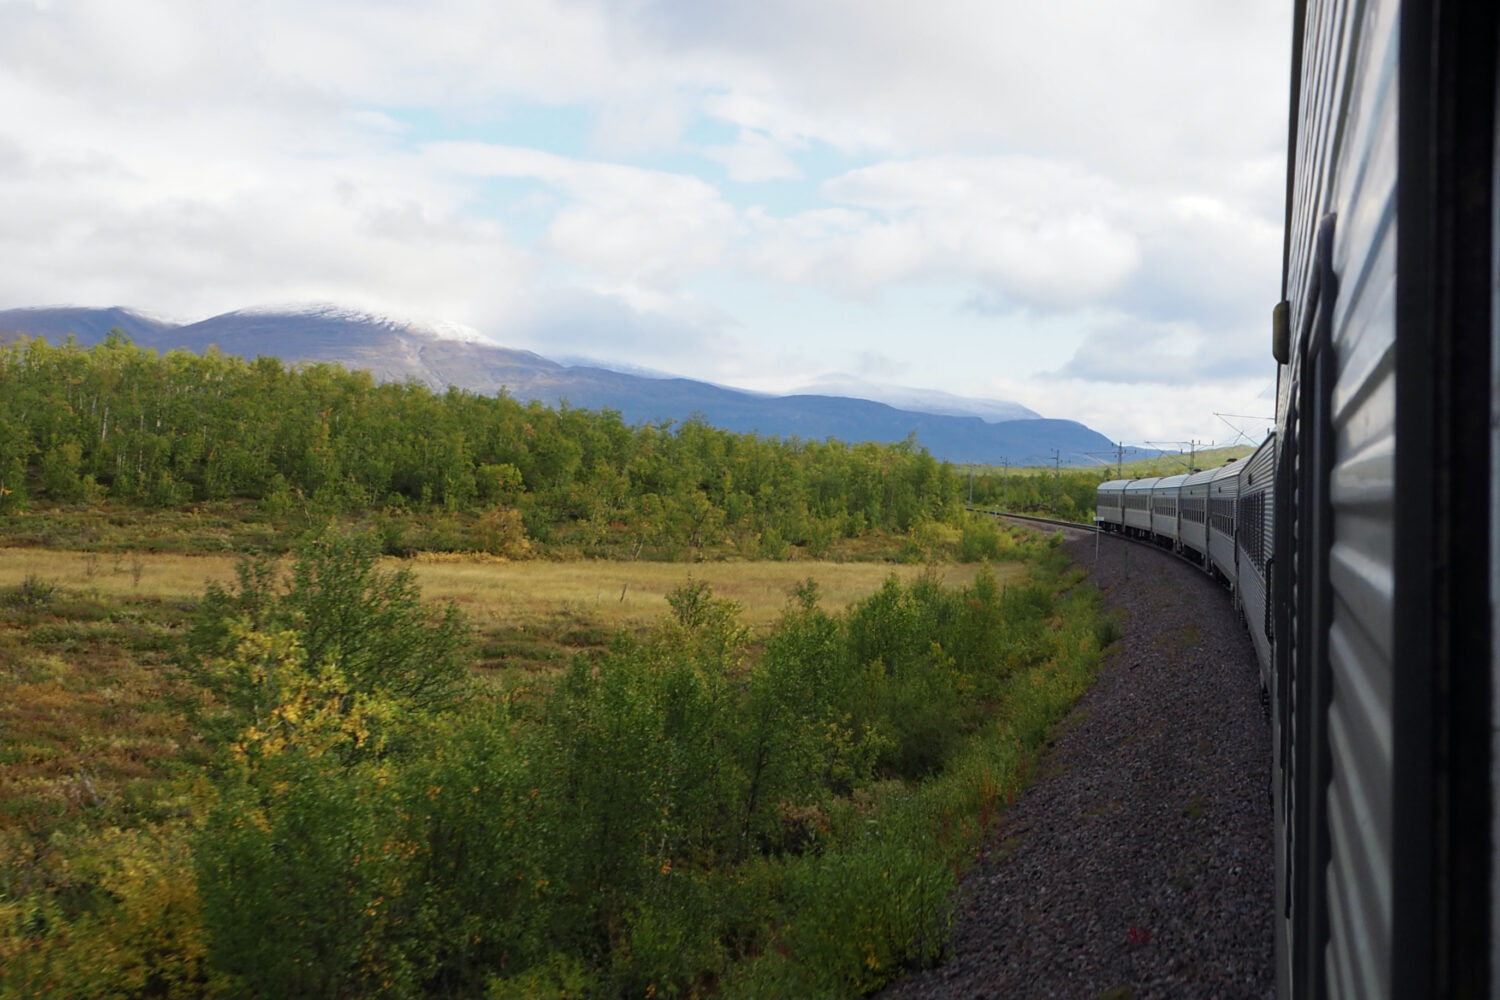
top-left (1237, 433), bottom-right (1276, 690)
top-left (1207, 461), bottom-right (1240, 585)
top-left (1150, 473), bottom-right (1188, 546)
top-left (1122, 477), bottom-right (1159, 536)
top-left (1078, 1), bottom-right (1497, 990)
top-left (1095, 479), bottom-right (1128, 531)
top-left (1178, 468), bottom-right (1214, 561)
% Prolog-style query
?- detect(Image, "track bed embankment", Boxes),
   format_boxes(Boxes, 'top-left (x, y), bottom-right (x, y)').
top-left (881, 525), bottom-right (1275, 1000)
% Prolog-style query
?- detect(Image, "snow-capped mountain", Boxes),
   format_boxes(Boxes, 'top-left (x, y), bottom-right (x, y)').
top-left (0, 304), bottom-right (1117, 465)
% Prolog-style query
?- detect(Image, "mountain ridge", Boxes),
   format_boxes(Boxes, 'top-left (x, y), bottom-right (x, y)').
top-left (0, 305), bottom-right (1118, 466)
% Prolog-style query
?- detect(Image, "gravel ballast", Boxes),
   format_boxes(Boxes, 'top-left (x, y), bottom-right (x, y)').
top-left (880, 523), bottom-right (1275, 1000)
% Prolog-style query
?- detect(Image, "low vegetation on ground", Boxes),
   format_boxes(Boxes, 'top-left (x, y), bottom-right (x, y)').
top-left (0, 521), bottom-right (1116, 999)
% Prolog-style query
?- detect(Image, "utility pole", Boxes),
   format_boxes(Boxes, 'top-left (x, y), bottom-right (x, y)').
top-left (1116, 441), bottom-right (1125, 479)
top-left (1051, 449), bottom-right (1061, 517)
top-left (1187, 439), bottom-right (1214, 472)
top-left (967, 465), bottom-right (973, 505)
top-left (1002, 458), bottom-right (1009, 510)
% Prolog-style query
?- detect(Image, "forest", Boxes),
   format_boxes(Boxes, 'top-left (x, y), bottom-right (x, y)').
top-left (0, 333), bottom-right (996, 558)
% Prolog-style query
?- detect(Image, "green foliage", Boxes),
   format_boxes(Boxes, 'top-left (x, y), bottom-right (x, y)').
top-left (0, 458), bottom-right (28, 512)
top-left (186, 534), bottom-right (471, 998)
top-left (487, 953), bottom-right (593, 1000)
top-left (1, 822), bottom-right (220, 1000)
top-left (196, 750), bottom-right (411, 1000)
top-left (0, 335), bottom-right (969, 560)
top-left (6, 502), bottom-right (1120, 999)
top-left (780, 816), bottom-right (952, 993)
top-left (739, 589), bottom-right (864, 849)
top-left (182, 531), bottom-right (471, 754)
top-left (2, 573), bottom-right (58, 607)
top-left (957, 515), bottom-right (1008, 561)
top-left (398, 709), bottom-right (558, 997)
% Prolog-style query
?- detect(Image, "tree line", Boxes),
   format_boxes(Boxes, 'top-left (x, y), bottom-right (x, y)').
top-left (0, 334), bottom-right (968, 558)
top-left (965, 467), bottom-right (1105, 523)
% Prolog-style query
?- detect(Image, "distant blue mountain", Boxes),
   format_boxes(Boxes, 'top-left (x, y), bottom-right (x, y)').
top-left (0, 305), bottom-right (1119, 466)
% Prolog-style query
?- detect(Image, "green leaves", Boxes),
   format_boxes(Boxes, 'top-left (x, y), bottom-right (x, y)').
top-left (168, 532), bottom-right (1111, 997)
top-left (0, 335), bottom-right (973, 560)
top-left (183, 531), bottom-right (470, 754)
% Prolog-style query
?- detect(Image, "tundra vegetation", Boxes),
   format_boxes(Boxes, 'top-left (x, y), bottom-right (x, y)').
top-left (0, 335), bottom-right (1120, 998)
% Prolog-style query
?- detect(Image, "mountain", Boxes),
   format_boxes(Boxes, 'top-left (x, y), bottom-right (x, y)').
top-left (790, 375), bottom-right (1042, 422)
top-left (0, 306), bottom-right (177, 345)
top-left (0, 305), bottom-right (1117, 466)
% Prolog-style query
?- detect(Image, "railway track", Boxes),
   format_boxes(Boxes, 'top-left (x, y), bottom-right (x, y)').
top-left (883, 518), bottom-right (1275, 999)
top-left (964, 507), bottom-right (1091, 532)
top-left (969, 507), bottom-right (1224, 576)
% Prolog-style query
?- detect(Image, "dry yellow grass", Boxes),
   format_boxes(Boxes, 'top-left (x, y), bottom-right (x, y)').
top-left (0, 547), bottom-right (239, 600)
top-left (413, 558), bottom-right (1021, 633)
top-left (0, 546), bottom-right (1023, 632)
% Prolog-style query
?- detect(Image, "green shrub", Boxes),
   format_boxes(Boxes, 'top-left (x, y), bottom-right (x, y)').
top-left (487, 954), bottom-right (593, 1000)
top-left (762, 817), bottom-right (952, 997)
top-left (397, 707), bottom-right (558, 997)
top-left (609, 876), bottom-right (726, 998)
top-left (957, 517), bottom-right (1003, 561)
top-left (196, 750), bottom-right (411, 1000)
top-left (182, 530), bottom-right (470, 753)
top-left (3, 573), bottom-right (57, 607)
top-left (172, 520), bottom-right (1116, 999)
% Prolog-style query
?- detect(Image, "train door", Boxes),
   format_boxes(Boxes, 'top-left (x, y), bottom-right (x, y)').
top-left (1490, 10), bottom-right (1500, 993)
top-left (1275, 214), bottom-right (1338, 1000)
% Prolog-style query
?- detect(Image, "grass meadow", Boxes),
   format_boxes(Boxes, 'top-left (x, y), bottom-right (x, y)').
top-left (0, 547), bottom-right (1009, 631)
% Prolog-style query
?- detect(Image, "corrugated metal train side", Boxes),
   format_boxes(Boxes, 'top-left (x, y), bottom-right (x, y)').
top-left (1273, 0), bottom-right (1496, 996)
top-left (1237, 433), bottom-right (1276, 693)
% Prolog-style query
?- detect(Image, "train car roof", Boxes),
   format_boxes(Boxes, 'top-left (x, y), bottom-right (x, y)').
top-left (1183, 468), bottom-right (1218, 487)
top-left (1123, 477), bottom-right (1163, 491)
top-left (1153, 473), bottom-right (1191, 489)
top-left (1209, 462), bottom-right (1241, 484)
top-left (1096, 479), bottom-right (1131, 491)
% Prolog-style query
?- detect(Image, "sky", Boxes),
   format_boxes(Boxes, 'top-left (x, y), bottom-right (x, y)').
top-left (0, 0), bottom-right (1291, 449)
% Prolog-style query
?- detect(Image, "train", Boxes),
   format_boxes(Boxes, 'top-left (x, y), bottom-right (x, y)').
top-left (1094, 440), bottom-right (1275, 685)
top-left (1095, 0), bottom-right (1498, 996)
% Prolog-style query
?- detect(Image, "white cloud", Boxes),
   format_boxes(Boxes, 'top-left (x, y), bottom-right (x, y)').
top-left (505, 285), bottom-right (743, 378)
top-left (623, 1), bottom-right (1288, 178)
top-left (0, 0), bottom-right (1293, 445)
top-left (739, 156), bottom-right (1141, 306)
top-left (701, 129), bottom-right (803, 182)
top-left (425, 142), bottom-right (738, 290)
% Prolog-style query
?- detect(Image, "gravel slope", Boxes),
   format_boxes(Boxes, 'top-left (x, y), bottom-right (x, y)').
top-left (880, 524), bottom-right (1275, 1000)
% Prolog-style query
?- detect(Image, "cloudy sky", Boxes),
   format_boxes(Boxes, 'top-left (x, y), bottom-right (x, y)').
top-left (0, 0), bottom-right (1290, 448)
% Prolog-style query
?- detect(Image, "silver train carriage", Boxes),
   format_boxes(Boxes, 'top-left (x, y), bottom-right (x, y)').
top-left (1207, 461), bottom-right (1240, 585)
top-left (1081, 3), bottom-right (1498, 991)
top-left (1178, 467), bottom-right (1214, 560)
top-left (1236, 432), bottom-right (1276, 692)
top-left (1094, 479), bottom-right (1128, 530)
top-left (1149, 472), bottom-right (1188, 545)
top-left (1121, 476), bottom-right (1159, 535)
top-left (1271, 0), bottom-right (1496, 996)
